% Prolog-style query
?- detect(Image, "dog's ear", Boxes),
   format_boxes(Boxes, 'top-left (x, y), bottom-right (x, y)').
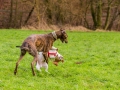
top-left (60, 28), bottom-right (66, 34)
top-left (60, 28), bottom-right (65, 31)
top-left (53, 61), bottom-right (58, 66)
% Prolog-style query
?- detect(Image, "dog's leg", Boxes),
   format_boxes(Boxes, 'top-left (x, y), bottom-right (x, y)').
top-left (14, 50), bottom-right (26, 75)
top-left (42, 52), bottom-right (48, 64)
top-left (28, 45), bottom-right (38, 76)
top-left (43, 62), bottom-right (50, 74)
top-left (31, 55), bottom-right (38, 76)
top-left (45, 65), bottom-right (49, 74)
top-left (36, 62), bottom-right (40, 71)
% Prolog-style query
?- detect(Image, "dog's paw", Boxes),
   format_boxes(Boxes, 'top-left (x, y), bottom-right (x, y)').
top-left (36, 68), bottom-right (42, 72)
top-left (45, 70), bottom-right (50, 74)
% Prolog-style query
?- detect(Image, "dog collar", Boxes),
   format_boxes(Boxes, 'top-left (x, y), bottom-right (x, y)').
top-left (52, 31), bottom-right (57, 40)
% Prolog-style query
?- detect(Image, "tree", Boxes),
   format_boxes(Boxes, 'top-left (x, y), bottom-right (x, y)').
top-left (90, 0), bottom-right (102, 29)
top-left (104, 0), bottom-right (114, 30)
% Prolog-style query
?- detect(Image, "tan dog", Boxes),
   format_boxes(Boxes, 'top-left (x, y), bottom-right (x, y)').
top-left (36, 47), bottom-right (64, 73)
top-left (14, 29), bottom-right (68, 76)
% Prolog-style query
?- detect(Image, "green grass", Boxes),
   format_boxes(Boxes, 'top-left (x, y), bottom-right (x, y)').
top-left (0, 29), bottom-right (120, 90)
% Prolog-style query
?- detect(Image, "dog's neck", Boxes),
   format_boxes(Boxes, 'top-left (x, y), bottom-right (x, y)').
top-left (52, 31), bottom-right (57, 40)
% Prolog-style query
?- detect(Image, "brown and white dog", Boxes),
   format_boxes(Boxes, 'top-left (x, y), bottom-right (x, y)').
top-left (36, 47), bottom-right (64, 73)
top-left (14, 29), bottom-right (68, 76)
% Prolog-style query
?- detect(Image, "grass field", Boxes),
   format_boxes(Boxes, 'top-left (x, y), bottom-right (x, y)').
top-left (0, 29), bottom-right (120, 90)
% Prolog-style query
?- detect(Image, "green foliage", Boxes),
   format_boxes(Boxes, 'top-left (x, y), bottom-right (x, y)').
top-left (0, 29), bottom-right (120, 90)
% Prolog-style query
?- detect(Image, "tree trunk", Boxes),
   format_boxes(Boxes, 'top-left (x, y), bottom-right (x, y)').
top-left (90, 0), bottom-right (97, 29)
top-left (104, 0), bottom-right (114, 30)
top-left (107, 6), bottom-right (120, 30)
top-left (35, 0), bottom-right (41, 29)
top-left (24, 1), bottom-right (36, 25)
top-left (90, 0), bottom-right (102, 30)
top-left (13, 0), bottom-right (18, 28)
top-left (84, 3), bottom-right (90, 28)
top-left (96, 0), bottom-right (102, 29)
top-left (8, 0), bottom-right (13, 28)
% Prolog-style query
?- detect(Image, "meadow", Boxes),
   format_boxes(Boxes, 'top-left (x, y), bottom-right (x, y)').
top-left (0, 29), bottom-right (120, 90)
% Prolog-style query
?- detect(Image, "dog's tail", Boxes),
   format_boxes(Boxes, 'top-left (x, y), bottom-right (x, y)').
top-left (16, 45), bottom-right (29, 51)
top-left (16, 46), bottom-right (21, 48)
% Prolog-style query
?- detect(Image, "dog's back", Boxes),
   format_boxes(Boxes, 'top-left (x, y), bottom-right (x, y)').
top-left (21, 34), bottom-right (46, 51)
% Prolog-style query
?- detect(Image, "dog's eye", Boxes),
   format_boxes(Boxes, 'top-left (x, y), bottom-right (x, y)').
top-left (63, 34), bottom-right (67, 39)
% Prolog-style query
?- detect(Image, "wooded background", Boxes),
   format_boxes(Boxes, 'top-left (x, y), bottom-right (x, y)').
top-left (0, 0), bottom-right (120, 31)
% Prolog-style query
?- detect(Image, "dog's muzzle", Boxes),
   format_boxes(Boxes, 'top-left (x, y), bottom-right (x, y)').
top-left (65, 40), bottom-right (68, 43)
top-left (63, 39), bottom-right (68, 43)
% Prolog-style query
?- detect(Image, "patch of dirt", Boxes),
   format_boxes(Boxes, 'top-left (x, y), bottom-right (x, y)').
top-left (75, 61), bottom-right (84, 64)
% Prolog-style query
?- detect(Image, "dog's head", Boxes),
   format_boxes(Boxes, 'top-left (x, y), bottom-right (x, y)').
top-left (60, 29), bottom-right (68, 43)
top-left (55, 29), bottom-right (68, 43)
